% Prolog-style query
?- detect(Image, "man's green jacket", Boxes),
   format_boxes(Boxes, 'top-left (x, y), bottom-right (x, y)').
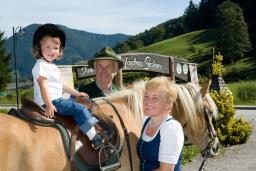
top-left (78, 81), bottom-right (119, 98)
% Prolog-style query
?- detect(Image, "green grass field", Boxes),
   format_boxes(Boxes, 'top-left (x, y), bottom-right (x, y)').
top-left (227, 81), bottom-right (256, 105)
top-left (133, 29), bottom-right (217, 59)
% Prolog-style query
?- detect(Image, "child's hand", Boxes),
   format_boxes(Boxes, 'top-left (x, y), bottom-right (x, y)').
top-left (75, 92), bottom-right (89, 98)
top-left (45, 103), bottom-right (57, 118)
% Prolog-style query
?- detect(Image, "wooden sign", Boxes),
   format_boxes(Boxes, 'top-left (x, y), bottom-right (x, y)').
top-left (122, 53), bottom-right (170, 74)
top-left (74, 53), bottom-right (197, 82)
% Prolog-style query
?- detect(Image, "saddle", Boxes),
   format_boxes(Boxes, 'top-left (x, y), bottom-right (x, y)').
top-left (10, 97), bottom-right (121, 169)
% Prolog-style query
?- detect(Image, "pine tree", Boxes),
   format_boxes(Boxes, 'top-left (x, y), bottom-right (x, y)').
top-left (183, 0), bottom-right (200, 31)
top-left (0, 30), bottom-right (12, 91)
top-left (216, 1), bottom-right (252, 63)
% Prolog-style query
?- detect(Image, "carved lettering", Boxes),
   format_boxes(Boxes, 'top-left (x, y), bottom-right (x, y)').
top-left (80, 66), bottom-right (94, 76)
top-left (124, 57), bottom-right (144, 69)
top-left (124, 56), bottom-right (163, 70)
top-left (145, 56), bottom-right (162, 70)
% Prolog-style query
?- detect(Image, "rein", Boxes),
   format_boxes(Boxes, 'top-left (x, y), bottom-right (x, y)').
top-left (198, 107), bottom-right (217, 171)
top-left (198, 158), bottom-right (207, 171)
top-left (103, 98), bottom-right (134, 171)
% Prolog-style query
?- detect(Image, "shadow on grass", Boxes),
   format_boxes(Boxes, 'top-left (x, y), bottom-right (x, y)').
top-left (224, 57), bottom-right (256, 82)
top-left (186, 29), bottom-right (219, 45)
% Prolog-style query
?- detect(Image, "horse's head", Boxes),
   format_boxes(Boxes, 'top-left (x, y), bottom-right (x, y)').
top-left (172, 80), bottom-right (219, 158)
top-left (199, 81), bottom-right (219, 158)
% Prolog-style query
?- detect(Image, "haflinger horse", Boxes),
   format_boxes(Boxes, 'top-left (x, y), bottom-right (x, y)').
top-left (0, 80), bottom-right (219, 171)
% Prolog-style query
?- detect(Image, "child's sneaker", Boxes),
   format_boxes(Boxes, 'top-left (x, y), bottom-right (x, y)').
top-left (91, 134), bottom-right (104, 150)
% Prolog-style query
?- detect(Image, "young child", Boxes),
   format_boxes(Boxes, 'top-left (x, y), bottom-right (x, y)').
top-left (32, 23), bottom-right (104, 150)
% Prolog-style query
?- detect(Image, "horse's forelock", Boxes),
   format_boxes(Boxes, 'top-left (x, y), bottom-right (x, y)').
top-left (205, 94), bottom-right (219, 119)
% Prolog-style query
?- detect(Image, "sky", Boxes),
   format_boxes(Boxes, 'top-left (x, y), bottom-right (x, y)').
top-left (0, 0), bottom-right (200, 38)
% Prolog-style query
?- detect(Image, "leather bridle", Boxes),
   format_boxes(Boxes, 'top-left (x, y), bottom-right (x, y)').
top-left (199, 107), bottom-right (217, 171)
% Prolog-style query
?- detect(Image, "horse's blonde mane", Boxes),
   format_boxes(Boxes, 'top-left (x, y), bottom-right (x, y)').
top-left (101, 81), bottom-right (146, 125)
top-left (173, 84), bottom-right (198, 136)
top-left (173, 82), bottom-right (218, 138)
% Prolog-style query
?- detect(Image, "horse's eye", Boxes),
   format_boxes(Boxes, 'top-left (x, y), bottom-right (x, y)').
top-left (205, 108), bottom-right (213, 115)
top-left (212, 117), bottom-right (216, 125)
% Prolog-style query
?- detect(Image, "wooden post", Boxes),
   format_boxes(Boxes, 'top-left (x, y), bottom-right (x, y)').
top-left (114, 70), bottom-right (123, 88)
top-left (169, 57), bottom-right (175, 81)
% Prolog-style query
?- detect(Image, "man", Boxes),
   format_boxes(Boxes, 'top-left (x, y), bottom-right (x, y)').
top-left (78, 47), bottom-right (123, 98)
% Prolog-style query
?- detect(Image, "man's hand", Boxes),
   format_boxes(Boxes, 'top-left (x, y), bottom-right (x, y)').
top-left (75, 92), bottom-right (89, 98)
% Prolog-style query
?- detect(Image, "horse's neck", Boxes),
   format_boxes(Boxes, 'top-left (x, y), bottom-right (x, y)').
top-left (108, 88), bottom-right (144, 126)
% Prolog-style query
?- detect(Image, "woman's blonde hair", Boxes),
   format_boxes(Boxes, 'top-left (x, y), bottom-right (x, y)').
top-left (145, 76), bottom-right (178, 103)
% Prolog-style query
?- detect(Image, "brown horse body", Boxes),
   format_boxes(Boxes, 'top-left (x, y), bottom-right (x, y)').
top-left (0, 80), bottom-right (219, 171)
top-left (0, 114), bottom-right (70, 171)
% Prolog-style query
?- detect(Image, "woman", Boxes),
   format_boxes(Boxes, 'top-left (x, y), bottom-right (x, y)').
top-left (137, 76), bottom-right (184, 171)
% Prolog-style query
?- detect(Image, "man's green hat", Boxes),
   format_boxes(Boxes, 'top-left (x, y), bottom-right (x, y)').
top-left (88, 47), bottom-right (123, 69)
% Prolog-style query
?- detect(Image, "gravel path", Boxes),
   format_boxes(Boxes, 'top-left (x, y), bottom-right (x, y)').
top-left (182, 109), bottom-right (256, 171)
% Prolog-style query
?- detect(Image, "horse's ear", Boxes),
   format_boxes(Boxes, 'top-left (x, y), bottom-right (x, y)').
top-left (200, 80), bottom-right (212, 98)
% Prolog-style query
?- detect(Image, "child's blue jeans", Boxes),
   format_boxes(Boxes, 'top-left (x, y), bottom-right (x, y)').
top-left (52, 97), bottom-right (98, 133)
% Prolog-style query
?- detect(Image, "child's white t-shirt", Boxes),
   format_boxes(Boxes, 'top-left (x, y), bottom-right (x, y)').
top-left (32, 59), bottom-right (63, 105)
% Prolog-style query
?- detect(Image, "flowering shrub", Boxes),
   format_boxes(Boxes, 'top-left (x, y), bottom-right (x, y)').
top-left (212, 53), bottom-right (225, 76)
top-left (210, 90), bottom-right (252, 145)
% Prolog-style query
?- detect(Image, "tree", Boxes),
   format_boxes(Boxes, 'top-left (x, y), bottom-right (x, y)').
top-left (115, 42), bottom-right (130, 54)
top-left (164, 17), bottom-right (186, 38)
top-left (232, 0), bottom-right (256, 54)
top-left (183, 0), bottom-right (200, 31)
top-left (0, 30), bottom-right (12, 91)
top-left (129, 39), bottom-right (144, 50)
top-left (150, 27), bottom-right (165, 43)
top-left (140, 27), bottom-right (165, 46)
top-left (216, 1), bottom-right (252, 63)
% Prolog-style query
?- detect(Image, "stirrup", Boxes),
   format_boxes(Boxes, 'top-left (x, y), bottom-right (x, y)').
top-left (91, 134), bottom-right (104, 150)
top-left (98, 143), bottom-right (121, 171)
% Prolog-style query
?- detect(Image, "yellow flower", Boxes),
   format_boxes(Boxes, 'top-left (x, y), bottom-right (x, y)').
top-left (212, 53), bottom-right (225, 76)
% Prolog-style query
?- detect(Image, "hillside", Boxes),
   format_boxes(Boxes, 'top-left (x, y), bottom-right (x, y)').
top-left (5, 24), bottom-right (130, 78)
top-left (114, 0), bottom-right (256, 57)
top-left (133, 29), bottom-right (217, 58)
top-left (132, 29), bottom-right (256, 82)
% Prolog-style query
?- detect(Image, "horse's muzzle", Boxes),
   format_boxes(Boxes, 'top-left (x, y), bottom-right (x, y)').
top-left (201, 138), bottom-right (219, 158)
